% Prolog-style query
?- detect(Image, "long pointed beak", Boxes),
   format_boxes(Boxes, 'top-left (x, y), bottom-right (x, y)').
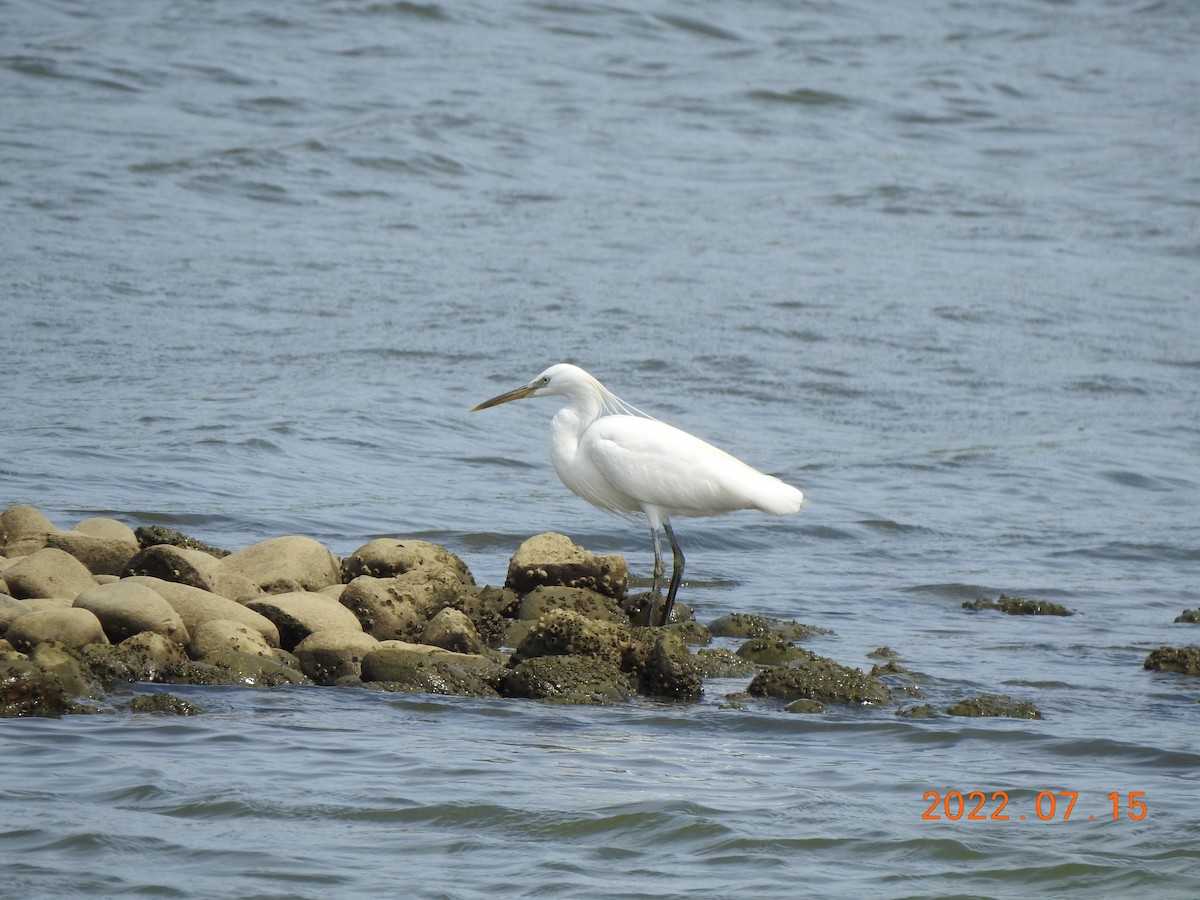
top-left (470, 381), bottom-right (538, 412)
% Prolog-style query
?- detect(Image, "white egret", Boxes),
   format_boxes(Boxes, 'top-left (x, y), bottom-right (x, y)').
top-left (471, 364), bottom-right (805, 625)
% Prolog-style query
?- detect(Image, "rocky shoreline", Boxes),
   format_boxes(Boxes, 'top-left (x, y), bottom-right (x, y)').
top-left (3, 503), bottom-right (1191, 719)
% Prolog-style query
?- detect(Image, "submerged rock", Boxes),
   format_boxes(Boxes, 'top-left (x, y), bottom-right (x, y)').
top-left (963, 594), bottom-right (1071, 616)
top-left (129, 692), bottom-right (203, 715)
top-left (1143, 646), bottom-right (1200, 677)
top-left (1174, 609), bottom-right (1200, 624)
top-left (735, 636), bottom-right (812, 666)
top-left (709, 613), bottom-right (829, 641)
top-left (946, 693), bottom-right (1042, 719)
top-left (747, 653), bottom-right (891, 707)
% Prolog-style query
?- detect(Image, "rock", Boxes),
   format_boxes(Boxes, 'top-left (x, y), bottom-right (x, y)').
top-left (6, 608), bottom-right (109, 651)
top-left (0, 504), bottom-right (56, 557)
top-left (897, 703), bottom-right (939, 719)
top-left (73, 517), bottom-right (139, 543)
top-left (341, 538), bottom-right (474, 584)
top-left (516, 585), bottom-right (630, 623)
top-left (0, 595), bottom-right (31, 635)
top-left (0, 672), bottom-right (81, 717)
top-left (1, 548), bottom-right (96, 600)
top-left (946, 693), bottom-right (1042, 719)
top-left (422, 607), bottom-right (486, 655)
top-left (73, 581), bottom-right (190, 645)
top-left (129, 693), bottom-right (203, 715)
top-left (694, 647), bottom-right (759, 678)
top-left (123, 577), bottom-right (280, 647)
top-left (389, 565), bottom-right (471, 617)
top-left (510, 608), bottom-right (636, 671)
top-left (360, 646), bottom-right (504, 696)
top-left (182, 650), bottom-right (310, 687)
top-left (504, 532), bottom-right (627, 600)
top-left (962, 594), bottom-right (1071, 616)
top-left (134, 525), bottom-right (229, 557)
top-left (747, 653), bottom-right (891, 707)
top-left (187, 619), bottom-right (278, 661)
top-left (219, 536), bottom-right (341, 593)
top-left (293, 629), bottom-right (381, 684)
top-left (123, 545), bottom-right (259, 602)
top-left (736, 636), bottom-right (812, 666)
top-left (785, 699), bottom-right (826, 714)
top-left (46, 530), bottom-right (139, 576)
top-left (1173, 609), bottom-right (1200, 624)
top-left (246, 591), bottom-right (362, 651)
top-left (640, 631), bottom-right (703, 701)
top-left (1144, 646), bottom-right (1200, 677)
top-left (708, 613), bottom-right (829, 640)
top-left (78, 632), bottom-right (190, 684)
top-left (338, 575), bottom-right (425, 642)
top-left (501, 655), bottom-right (635, 704)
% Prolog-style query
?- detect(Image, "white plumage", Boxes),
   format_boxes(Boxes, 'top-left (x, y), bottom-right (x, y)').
top-left (472, 363), bottom-right (804, 624)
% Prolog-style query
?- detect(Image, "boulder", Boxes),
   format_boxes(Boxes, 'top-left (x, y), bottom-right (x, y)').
top-left (78, 632), bottom-right (190, 684)
top-left (360, 645), bottom-right (503, 696)
top-left (6, 607), bottom-right (109, 651)
top-left (246, 591), bottom-right (362, 651)
top-left (422, 607), bottom-right (486, 655)
top-left (747, 654), bottom-right (891, 707)
top-left (123, 576), bottom-right (280, 647)
top-left (123, 544), bottom-right (259, 602)
top-left (501, 654), bottom-right (635, 704)
top-left (0, 596), bottom-right (31, 635)
top-left (341, 538), bottom-right (474, 584)
top-left (178, 650), bottom-right (310, 687)
top-left (338, 575), bottom-right (424, 642)
top-left (946, 693), bottom-right (1043, 719)
top-left (516, 585), bottom-right (630, 623)
top-left (293, 629), bottom-right (381, 684)
top-left (1, 548), bottom-right (96, 600)
top-left (504, 532), bottom-right (627, 600)
top-left (0, 504), bottom-right (56, 557)
top-left (640, 631), bottom-right (703, 701)
top-left (47, 530), bottom-right (139, 576)
top-left (219, 536), bottom-right (340, 593)
top-left (1143, 646), bottom-right (1200, 676)
top-left (187, 619), bottom-right (278, 661)
top-left (509, 608), bottom-right (636, 671)
top-left (74, 581), bottom-right (190, 645)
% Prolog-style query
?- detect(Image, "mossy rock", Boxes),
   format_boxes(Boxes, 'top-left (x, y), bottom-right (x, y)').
top-left (946, 693), bottom-right (1042, 719)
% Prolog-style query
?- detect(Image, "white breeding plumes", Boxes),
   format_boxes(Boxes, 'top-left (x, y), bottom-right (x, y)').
top-left (472, 363), bottom-right (805, 625)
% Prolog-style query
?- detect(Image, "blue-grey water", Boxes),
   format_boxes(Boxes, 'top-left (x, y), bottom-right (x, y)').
top-left (3, 0), bottom-right (1199, 896)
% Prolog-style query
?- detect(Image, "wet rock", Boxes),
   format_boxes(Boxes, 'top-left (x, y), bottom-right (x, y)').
top-left (0, 504), bottom-right (56, 557)
top-left (708, 613), bottom-right (829, 641)
top-left (341, 538), bottom-right (474, 585)
top-left (504, 532), bottom-right (627, 601)
top-left (187, 619), bottom-right (279, 661)
top-left (963, 594), bottom-right (1071, 616)
top-left (78, 632), bottom-right (190, 684)
top-left (47, 527), bottom-right (139, 576)
top-left (1174, 609), bottom-right (1200, 624)
top-left (946, 693), bottom-right (1042, 719)
top-left (516, 585), bottom-right (630, 624)
top-left (1143, 646), bottom-right (1200, 677)
top-left (175, 650), bottom-right (310, 687)
top-left (337, 575), bottom-right (424, 642)
top-left (73, 581), bottom-right (190, 645)
top-left (0, 672), bottom-right (84, 717)
top-left (785, 698), bottom-right (826, 714)
top-left (747, 653), bottom-right (891, 707)
top-left (422, 607), bottom-right (486, 655)
top-left (125, 577), bottom-right (280, 648)
top-left (124, 545), bottom-right (259, 602)
top-left (1, 548), bottom-right (96, 600)
top-left (293, 629), bottom-right (381, 684)
top-left (897, 703), bottom-right (939, 719)
top-left (360, 645), bottom-right (504, 697)
top-left (246, 591), bottom-right (363, 652)
top-left (868, 647), bottom-right (899, 659)
top-left (219, 535), bottom-right (341, 594)
top-left (129, 693), bottom-right (203, 715)
top-left (134, 525), bottom-right (229, 557)
top-left (694, 647), bottom-right (759, 679)
top-left (736, 636), bottom-right (812, 666)
top-left (6, 608), bottom-right (109, 652)
top-left (501, 654), bottom-right (635, 704)
top-left (509, 608), bottom-right (636, 671)
top-left (640, 631), bottom-right (703, 701)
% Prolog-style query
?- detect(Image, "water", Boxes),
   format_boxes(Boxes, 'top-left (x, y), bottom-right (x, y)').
top-left (2, 0), bottom-right (1199, 896)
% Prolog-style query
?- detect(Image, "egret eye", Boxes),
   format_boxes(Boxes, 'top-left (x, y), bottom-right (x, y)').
top-left (538, 376), bottom-right (550, 386)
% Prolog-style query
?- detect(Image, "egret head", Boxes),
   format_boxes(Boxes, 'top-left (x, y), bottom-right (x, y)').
top-left (471, 364), bottom-right (593, 411)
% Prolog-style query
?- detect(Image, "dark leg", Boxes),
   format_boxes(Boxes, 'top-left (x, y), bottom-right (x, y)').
top-left (646, 527), bottom-right (665, 626)
top-left (659, 520), bottom-right (684, 626)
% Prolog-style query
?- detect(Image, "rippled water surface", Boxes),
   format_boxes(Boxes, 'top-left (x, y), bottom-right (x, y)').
top-left (3, 0), bottom-right (1199, 897)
